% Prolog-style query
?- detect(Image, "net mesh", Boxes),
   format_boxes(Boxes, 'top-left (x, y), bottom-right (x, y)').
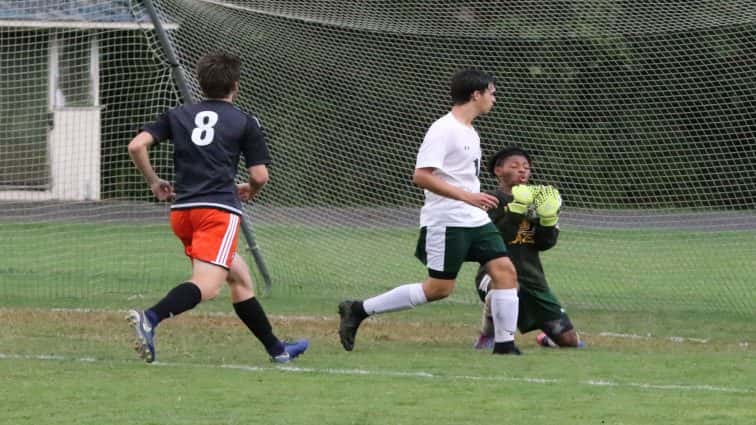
top-left (1, 0), bottom-right (754, 321)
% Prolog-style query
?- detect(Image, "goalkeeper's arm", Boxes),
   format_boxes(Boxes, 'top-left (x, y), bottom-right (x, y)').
top-left (535, 225), bottom-right (559, 250)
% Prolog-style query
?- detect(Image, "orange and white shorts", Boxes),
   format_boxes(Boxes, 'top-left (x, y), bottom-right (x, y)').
top-left (170, 208), bottom-right (240, 269)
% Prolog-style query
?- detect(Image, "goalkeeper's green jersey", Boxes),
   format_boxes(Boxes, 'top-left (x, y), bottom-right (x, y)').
top-left (481, 189), bottom-right (559, 292)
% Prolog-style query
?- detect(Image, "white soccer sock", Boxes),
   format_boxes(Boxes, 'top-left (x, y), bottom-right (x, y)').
top-left (490, 288), bottom-right (518, 343)
top-left (363, 283), bottom-right (428, 315)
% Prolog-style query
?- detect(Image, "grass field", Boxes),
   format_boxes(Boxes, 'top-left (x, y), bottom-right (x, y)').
top-left (1, 221), bottom-right (754, 424)
top-left (2, 222), bottom-right (755, 314)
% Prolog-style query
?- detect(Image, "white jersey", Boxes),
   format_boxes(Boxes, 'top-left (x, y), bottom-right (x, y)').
top-left (415, 112), bottom-right (491, 228)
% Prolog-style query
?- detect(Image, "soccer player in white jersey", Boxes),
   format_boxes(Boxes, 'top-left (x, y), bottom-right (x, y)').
top-left (339, 69), bottom-right (521, 355)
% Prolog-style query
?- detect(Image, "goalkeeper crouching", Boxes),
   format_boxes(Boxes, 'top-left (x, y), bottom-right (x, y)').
top-left (474, 147), bottom-right (583, 349)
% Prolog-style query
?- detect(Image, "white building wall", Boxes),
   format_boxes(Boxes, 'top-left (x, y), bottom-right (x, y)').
top-left (0, 108), bottom-right (101, 201)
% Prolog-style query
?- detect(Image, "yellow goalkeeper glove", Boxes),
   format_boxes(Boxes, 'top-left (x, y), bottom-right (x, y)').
top-left (507, 184), bottom-right (538, 215)
top-left (534, 185), bottom-right (562, 226)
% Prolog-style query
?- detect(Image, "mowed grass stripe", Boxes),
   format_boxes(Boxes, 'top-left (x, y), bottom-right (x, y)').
top-left (1, 352), bottom-right (751, 394)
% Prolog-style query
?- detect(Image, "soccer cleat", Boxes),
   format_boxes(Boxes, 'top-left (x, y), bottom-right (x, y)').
top-left (536, 332), bottom-right (586, 348)
top-left (126, 309), bottom-right (156, 363)
top-left (271, 339), bottom-right (309, 363)
top-left (473, 333), bottom-right (494, 350)
top-left (536, 332), bottom-right (558, 348)
top-left (338, 300), bottom-right (365, 351)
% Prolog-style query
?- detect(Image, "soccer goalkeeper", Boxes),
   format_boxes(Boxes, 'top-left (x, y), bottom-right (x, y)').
top-left (473, 147), bottom-right (583, 348)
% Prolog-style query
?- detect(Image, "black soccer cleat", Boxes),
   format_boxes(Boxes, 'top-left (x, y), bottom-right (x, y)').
top-left (338, 300), bottom-right (365, 351)
top-left (492, 341), bottom-right (522, 355)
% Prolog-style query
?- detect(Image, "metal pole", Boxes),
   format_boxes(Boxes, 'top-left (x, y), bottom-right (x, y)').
top-left (142, 0), bottom-right (273, 295)
top-left (143, 0), bottom-right (192, 104)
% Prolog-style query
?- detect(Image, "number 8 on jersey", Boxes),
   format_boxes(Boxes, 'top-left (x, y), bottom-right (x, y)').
top-left (191, 111), bottom-right (219, 146)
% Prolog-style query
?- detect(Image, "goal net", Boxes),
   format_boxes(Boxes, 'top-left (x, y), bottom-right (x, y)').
top-left (1, 0), bottom-right (754, 321)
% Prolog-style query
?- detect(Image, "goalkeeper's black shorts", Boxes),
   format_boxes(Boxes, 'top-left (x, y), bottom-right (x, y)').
top-left (476, 272), bottom-right (565, 334)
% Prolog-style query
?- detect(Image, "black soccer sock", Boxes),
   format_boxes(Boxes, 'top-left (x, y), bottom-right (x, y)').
top-left (147, 282), bottom-right (202, 326)
top-left (233, 297), bottom-right (283, 356)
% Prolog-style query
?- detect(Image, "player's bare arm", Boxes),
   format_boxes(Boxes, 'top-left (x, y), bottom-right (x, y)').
top-left (237, 164), bottom-right (269, 202)
top-left (126, 52), bottom-right (307, 365)
top-left (127, 131), bottom-right (175, 201)
top-left (412, 167), bottom-right (498, 210)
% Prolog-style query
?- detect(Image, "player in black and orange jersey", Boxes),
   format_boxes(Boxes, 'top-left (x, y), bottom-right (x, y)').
top-left (126, 52), bottom-right (307, 363)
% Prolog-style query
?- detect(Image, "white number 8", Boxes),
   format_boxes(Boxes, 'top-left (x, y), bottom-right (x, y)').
top-left (191, 111), bottom-right (219, 146)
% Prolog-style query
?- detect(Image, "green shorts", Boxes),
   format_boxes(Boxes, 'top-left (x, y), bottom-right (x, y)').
top-left (516, 285), bottom-right (565, 333)
top-left (415, 222), bottom-right (508, 280)
top-left (476, 270), bottom-right (565, 333)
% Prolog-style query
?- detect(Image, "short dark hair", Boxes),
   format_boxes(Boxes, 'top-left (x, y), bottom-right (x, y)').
top-left (450, 69), bottom-right (496, 105)
top-left (196, 52), bottom-right (241, 99)
top-left (487, 146), bottom-right (531, 176)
